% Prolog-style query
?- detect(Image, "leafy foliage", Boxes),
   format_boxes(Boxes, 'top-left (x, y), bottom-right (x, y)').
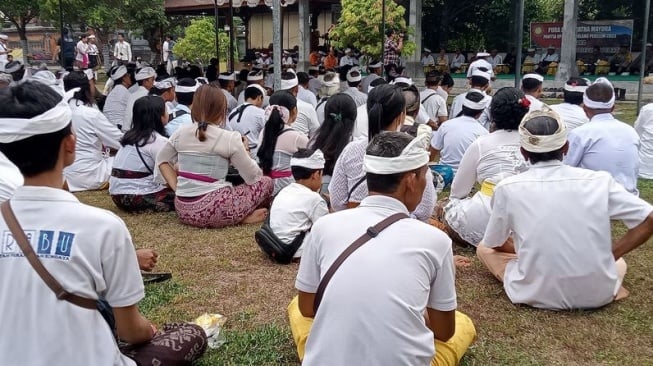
top-left (330, 0), bottom-right (415, 59)
top-left (0, 0), bottom-right (42, 37)
top-left (173, 17), bottom-right (232, 65)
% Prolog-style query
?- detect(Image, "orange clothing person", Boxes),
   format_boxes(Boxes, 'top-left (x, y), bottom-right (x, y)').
top-left (309, 50), bottom-right (320, 66)
top-left (324, 52), bottom-right (338, 70)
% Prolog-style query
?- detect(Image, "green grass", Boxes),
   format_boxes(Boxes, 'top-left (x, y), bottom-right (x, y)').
top-left (75, 100), bottom-right (652, 365)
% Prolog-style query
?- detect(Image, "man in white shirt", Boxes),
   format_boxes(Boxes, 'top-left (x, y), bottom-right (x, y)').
top-left (280, 72), bottom-right (320, 138)
top-left (421, 72), bottom-right (448, 125)
top-left (450, 69), bottom-right (490, 119)
top-left (217, 72), bottom-right (239, 113)
top-left (0, 80), bottom-right (207, 366)
top-left (339, 48), bottom-right (355, 67)
top-left (449, 48), bottom-right (465, 73)
top-left (237, 70), bottom-right (270, 108)
top-left (113, 33), bottom-right (132, 65)
top-left (521, 73), bottom-right (545, 111)
top-left (536, 45), bottom-right (559, 75)
top-left (342, 68), bottom-right (367, 107)
top-left (269, 149), bottom-right (328, 259)
top-left (226, 84), bottom-right (266, 158)
top-left (316, 72), bottom-right (340, 124)
top-left (564, 78), bottom-right (640, 194)
top-left (307, 67), bottom-right (323, 95)
top-left (166, 78), bottom-right (198, 136)
top-left (431, 91), bottom-right (489, 171)
top-left (296, 72), bottom-right (317, 108)
top-left (466, 51), bottom-right (494, 79)
top-left (635, 102), bottom-right (653, 179)
top-left (361, 60), bottom-right (383, 94)
top-left (162, 35), bottom-right (175, 74)
top-left (288, 131), bottom-right (476, 365)
top-left (421, 48), bottom-right (435, 67)
top-left (103, 65), bottom-right (134, 129)
top-left (523, 48), bottom-right (541, 73)
top-left (550, 77), bottom-right (590, 130)
top-left (123, 66), bottom-right (156, 131)
top-left (489, 48), bottom-right (503, 68)
top-left (478, 107), bottom-right (653, 310)
top-left (282, 50), bottom-right (295, 68)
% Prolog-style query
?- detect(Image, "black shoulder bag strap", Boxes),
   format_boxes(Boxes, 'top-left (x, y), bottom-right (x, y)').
top-left (316, 97), bottom-right (329, 110)
top-left (168, 109), bottom-right (188, 122)
top-left (135, 145), bottom-right (154, 175)
top-left (313, 212), bottom-right (408, 314)
top-left (347, 175), bottom-right (367, 202)
top-left (421, 92), bottom-right (437, 105)
top-left (229, 104), bottom-right (253, 123)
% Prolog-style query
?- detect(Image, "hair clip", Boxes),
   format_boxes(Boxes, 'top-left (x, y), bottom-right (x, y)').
top-left (329, 112), bottom-right (342, 122)
top-left (198, 121), bottom-right (209, 130)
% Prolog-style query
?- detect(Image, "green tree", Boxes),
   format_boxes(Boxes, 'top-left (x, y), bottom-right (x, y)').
top-left (173, 17), bottom-right (231, 65)
top-left (0, 0), bottom-right (42, 64)
top-left (329, 0), bottom-right (415, 59)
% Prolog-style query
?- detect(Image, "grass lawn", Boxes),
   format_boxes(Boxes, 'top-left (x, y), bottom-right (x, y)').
top-left (75, 100), bottom-right (653, 365)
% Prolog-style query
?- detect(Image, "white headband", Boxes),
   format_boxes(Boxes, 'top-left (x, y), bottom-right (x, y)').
top-left (463, 94), bottom-right (490, 110)
top-left (583, 77), bottom-right (615, 109)
top-left (290, 149), bottom-right (325, 169)
top-left (154, 78), bottom-right (175, 90)
top-left (364, 125), bottom-right (432, 174)
top-left (175, 82), bottom-right (199, 93)
top-left (135, 67), bottom-right (156, 81)
top-left (248, 72), bottom-right (264, 81)
top-left (392, 77), bottom-right (413, 85)
top-left (523, 73), bottom-right (544, 83)
top-left (0, 99), bottom-right (72, 143)
top-left (519, 108), bottom-right (567, 153)
top-left (563, 83), bottom-right (588, 93)
top-left (246, 83), bottom-right (267, 96)
top-left (471, 69), bottom-right (491, 81)
top-left (369, 61), bottom-right (383, 68)
top-left (346, 70), bottom-right (362, 82)
top-left (280, 76), bottom-right (298, 90)
top-left (110, 65), bottom-right (128, 81)
top-left (322, 74), bottom-right (340, 88)
top-left (218, 73), bottom-right (236, 81)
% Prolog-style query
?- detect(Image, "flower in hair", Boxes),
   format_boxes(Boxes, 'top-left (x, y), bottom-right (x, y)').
top-left (518, 97), bottom-right (531, 108)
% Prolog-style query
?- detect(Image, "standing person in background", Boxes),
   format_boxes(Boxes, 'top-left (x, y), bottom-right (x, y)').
top-left (113, 33), bottom-right (132, 65)
top-left (75, 34), bottom-right (89, 70)
top-left (162, 35), bottom-right (175, 75)
top-left (87, 35), bottom-right (99, 70)
top-left (383, 29), bottom-right (403, 71)
top-left (58, 29), bottom-right (76, 71)
top-left (0, 34), bottom-right (10, 71)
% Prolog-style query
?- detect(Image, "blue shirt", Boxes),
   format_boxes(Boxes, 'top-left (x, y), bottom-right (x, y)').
top-left (165, 104), bottom-right (192, 136)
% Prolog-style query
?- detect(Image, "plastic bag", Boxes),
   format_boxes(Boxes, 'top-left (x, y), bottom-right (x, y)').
top-left (193, 313), bottom-right (227, 349)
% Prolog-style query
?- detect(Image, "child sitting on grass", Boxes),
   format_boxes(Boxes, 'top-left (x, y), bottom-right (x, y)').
top-left (257, 149), bottom-right (329, 263)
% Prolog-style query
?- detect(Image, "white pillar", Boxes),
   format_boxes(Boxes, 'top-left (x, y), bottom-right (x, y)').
top-left (557, 0), bottom-right (578, 82)
top-left (298, 0), bottom-right (310, 72)
top-left (406, 0), bottom-right (423, 79)
top-left (273, 0), bottom-right (282, 90)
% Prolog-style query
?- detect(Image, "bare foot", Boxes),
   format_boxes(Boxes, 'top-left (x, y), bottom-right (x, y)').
top-left (454, 255), bottom-right (471, 268)
top-left (615, 286), bottom-right (630, 301)
top-left (242, 208), bottom-right (268, 224)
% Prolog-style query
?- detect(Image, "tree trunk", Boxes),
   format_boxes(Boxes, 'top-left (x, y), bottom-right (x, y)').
top-left (18, 22), bottom-right (29, 65)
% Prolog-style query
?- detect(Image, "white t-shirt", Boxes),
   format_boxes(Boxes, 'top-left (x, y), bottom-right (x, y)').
top-left (466, 59), bottom-right (494, 78)
top-left (420, 89), bottom-right (448, 122)
top-left (431, 115), bottom-right (488, 170)
top-left (550, 102), bottom-right (589, 130)
top-left (0, 152), bottom-right (23, 202)
top-left (226, 102), bottom-right (266, 158)
top-left (291, 98), bottom-right (320, 139)
top-left (296, 195), bottom-right (457, 366)
top-left (564, 113), bottom-right (640, 194)
top-left (0, 186), bottom-right (144, 366)
top-left (297, 86), bottom-right (318, 108)
top-left (483, 161), bottom-right (652, 310)
top-left (109, 133), bottom-right (169, 195)
top-left (269, 182), bottom-right (328, 258)
top-left (635, 103), bottom-right (653, 179)
top-left (449, 89), bottom-right (485, 119)
top-left (123, 86), bottom-right (149, 131)
top-left (342, 87), bottom-right (368, 108)
top-left (103, 84), bottom-right (131, 128)
top-left (352, 104), bottom-right (369, 141)
top-left (64, 101), bottom-right (123, 192)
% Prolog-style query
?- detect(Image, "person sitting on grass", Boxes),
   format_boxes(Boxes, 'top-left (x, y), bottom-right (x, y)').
top-left (257, 91), bottom-right (309, 195)
top-left (477, 107), bottom-right (653, 310)
top-left (157, 84), bottom-right (273, 228)
top-left (431, 91), bottom-right (490, 173)
top-left (521, 73), bottom-right (545, 111)
top-left (288, 131), bottom-right (476, 366)
top-left (550, 77), bottom-right (590, 130)
top-left (0, 80), bottom-right (207, 365)
top-left (267, 149), bottom-right (329, 261)
top-left (109, 96), bottom-right (174, 213)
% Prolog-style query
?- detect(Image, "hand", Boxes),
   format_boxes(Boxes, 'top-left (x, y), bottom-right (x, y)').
top-left (242, 136), bottom-right (250, 152)
top-left (453, 255), bottom-right (471, 268)
top-left (136, 248), bottom-right (158, 272)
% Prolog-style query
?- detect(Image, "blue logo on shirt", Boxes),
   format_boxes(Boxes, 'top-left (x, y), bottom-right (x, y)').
top-left (1, 230), bottom-right (75, 260)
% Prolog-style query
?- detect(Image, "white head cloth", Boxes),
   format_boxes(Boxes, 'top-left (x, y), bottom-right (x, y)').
top-left (154, 77), bottom-right (175, 90)
top-left (392, 77), bottom-right (413, 85)
top-left (175, 81), bottom-right (199, 93)
top-left (369, 61), bottom-right (383, 68)
top-left (248, 71), bottom-right (264, 81)
top-left (519, 107), bottom-right (567, 153)
top-left (0, 34), bottom-right (8, 40)
top-left (135, 67), bottom-right (156, 81)
top-left (31, 70), bottom-right (64, 95)
top-left (322, 73), bottom-right (340, 88)
top-left (346, 68), bottom-right (362, 82)
top-left (583, 77), bottom-right (615, 109)
top-left (110, 65), bottom-right (128, 81)
top-left (218, 72), bottom-right (236, 81)
top-left (523, 73), bottom-right (544, 83)
top-left (286, 68), bottom-right (296, 75)
top-left (280, 74), bottom-right (299, 90)
top-left (246, 83), bottom-right (267, 96)
top-left (0, 99), bottom-right (72, 143)
top-left (195, 77), bottom-right (209, 84)
top-left (424, 48), bottom-right (431, 53)
top-left (471, 69), bottom-right (491, 81)
top-left (290, 149), bottom-right (325, 169)
top-left (264, 104), bottom-right (290, 124)
top-left (563, 81), bottom-right (588, 93)
top-left (364, 125), bottom-right (432, 174)
top-left (463, 92), bottom-right (490, 110)
top-left (477, 51), bottom-right (490, 57)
